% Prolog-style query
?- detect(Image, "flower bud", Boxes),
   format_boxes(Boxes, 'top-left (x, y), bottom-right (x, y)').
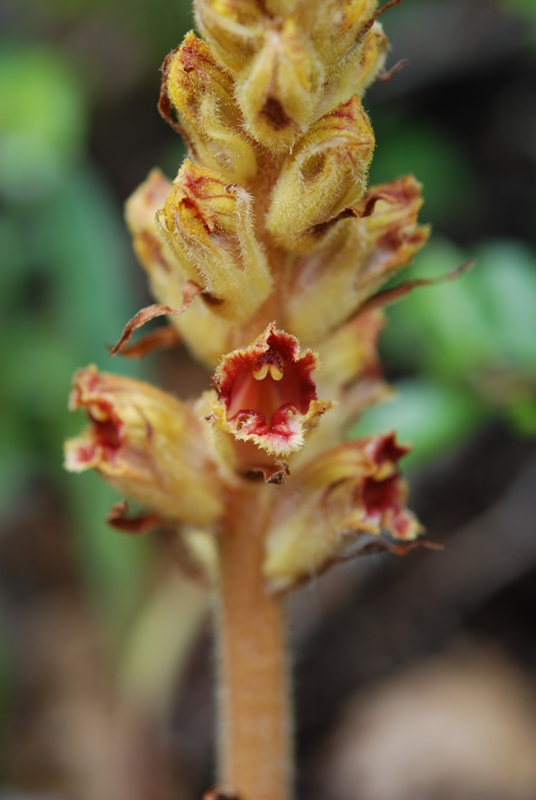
top-left (125, 169), bottom-right (189, 310)
top-left (310, 11), bottom-right (386, 118)
top-left (355, 22), bottom-right (390, 95)
top-left (208, 324), bottom-right (331, 457)
top-left (307, 0), bottom-right (377, 72)
top-left (194, 0), bottom-right (265, 75)
top-left (65, 366), bottom-right (225, 526)
top-left (318, 22), bottom-right (389, 116)
top-left (264, 433), bottom-right (422, 591)
top-left (235, 18), bottom-right (324, 151)
top-left (162, 33), bottom-right (258, 184)
top-left (283, 175), bottom-right (429, 343)
top-left (265, 95), bottom-right (374, 251)
top-left (156, 159), bottom-right (273, 322)
top-left (125, 169), bottom-right (247, 367)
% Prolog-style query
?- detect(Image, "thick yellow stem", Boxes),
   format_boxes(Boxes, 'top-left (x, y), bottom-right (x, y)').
top-left (216, 487), bottom-right (292, 800)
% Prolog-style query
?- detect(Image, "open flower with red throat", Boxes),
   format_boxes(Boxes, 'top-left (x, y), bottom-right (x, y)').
top-left (209, 323), bottom-right (331, 459)
top-left (263, 432), bottom-right (423, 591)
top-left (65, 366), bottom-right (225, 527)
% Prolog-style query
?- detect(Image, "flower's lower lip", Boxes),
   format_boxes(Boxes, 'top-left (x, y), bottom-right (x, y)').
top-left (230, 404), bottom-right (299, 436)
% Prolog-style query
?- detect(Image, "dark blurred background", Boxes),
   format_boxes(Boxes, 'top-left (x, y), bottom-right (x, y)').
top-left (1, 0), bottom-right (536, 798)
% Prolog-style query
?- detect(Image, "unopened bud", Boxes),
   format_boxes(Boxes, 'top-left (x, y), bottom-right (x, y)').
top-left (125, 169), bottom-right (189, 310)
top-left (235, 18), bottom-right (324, 151)
top-left (265, 95), bottom-right (374, 251)
top-left (318, 21), bottom-right (389, 116)
top-left (283, 175), bottom-right (428, 342)
top-left (355, 22), bottom-right (390, 94)
top-left (308, 0), bottom-right (377, 74)
top-left (156, 159), bottom-right (273, 322)
top-left (126, 169), bottom-right (249, 367)
top-left (162, 33), bottom-right (258, 183)
top-left (194, 0), bottom-right (265, 75)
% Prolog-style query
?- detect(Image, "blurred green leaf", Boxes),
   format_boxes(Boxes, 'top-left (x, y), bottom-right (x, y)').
top-left (382, 237), bottom-right (496, 378)
top-left (472, 240), bottom-right (536, 368)
top-left (508, 398), bottom-right (536, 436)
top-left (0, 214), bottom-right (26, 315)
top-left (38, 164), bottom-right (146, 375)
top-left (0, 45), bottom-right (87, 201)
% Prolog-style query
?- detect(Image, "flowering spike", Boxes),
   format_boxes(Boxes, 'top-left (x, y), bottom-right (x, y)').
top-left (66, 0), bottom-right (437, 790)
top-left (65, 366), bottom-right (225, 526)
top-left (162, 33), bottom-right (258, 183)
top-left (156, 159), bottom-right (273, 321)
top-left (264, 433), bottom-right (423, 591)
top-left (208, 324), bottom-right (331, 457)
top-left (265, 95), bottom-right (374, 251)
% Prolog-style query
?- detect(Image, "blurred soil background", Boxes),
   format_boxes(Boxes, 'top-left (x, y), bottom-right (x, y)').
top-left (1, 0), bottom-right (536, 798)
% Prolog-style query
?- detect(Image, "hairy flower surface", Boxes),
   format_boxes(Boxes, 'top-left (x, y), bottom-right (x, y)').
top-left (283, 175), bottom-right (429, 342)
top-left (265, 94), bottom-right (375, 250)
top-left (65, 366), bottom-right (225, 526)
top-left (264, 433), bottom-right (423, 591)
top-left (156, 159), bottom-right (272, 321)
top-left (161, 33), bottom-right (258, 183)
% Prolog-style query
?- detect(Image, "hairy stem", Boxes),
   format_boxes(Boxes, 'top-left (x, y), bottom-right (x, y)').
top-left (216, 486), bottom-right (292, 800)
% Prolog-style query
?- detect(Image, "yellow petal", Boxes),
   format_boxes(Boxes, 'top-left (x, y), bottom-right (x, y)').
top-left (157, 159), bottom-right (273, 322)
top-left (163, 32), bottom-right (258, 183)
top-left (264, 434), bottom-right (422, 591)
top-left (235, 18), bottom-right (324, 151)
top-left (265, 95), bottom-right (374, 251)
top-left (65, 366), bottom-right (225, 526)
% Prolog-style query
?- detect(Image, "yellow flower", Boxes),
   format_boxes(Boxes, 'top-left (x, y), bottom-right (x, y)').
top-left (283, 175), bottom-right (429, 343)
top-left (235, 17), bottom-right (324, 150)
top-left (156, 159), bottom-right (272, 322)
top-left (65, 366), bottom-right (225, 526)
top-left (264, 433), bottom-right (423, 591)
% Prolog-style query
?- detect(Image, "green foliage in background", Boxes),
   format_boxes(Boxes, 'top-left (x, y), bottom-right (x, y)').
top-left (0, 43), bottom-right (153, 632)
top-left (353, 238), bottom-right (536, 467)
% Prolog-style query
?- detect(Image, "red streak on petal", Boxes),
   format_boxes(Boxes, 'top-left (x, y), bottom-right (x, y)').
top-left (73, 442), bottom-right (99, 465)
